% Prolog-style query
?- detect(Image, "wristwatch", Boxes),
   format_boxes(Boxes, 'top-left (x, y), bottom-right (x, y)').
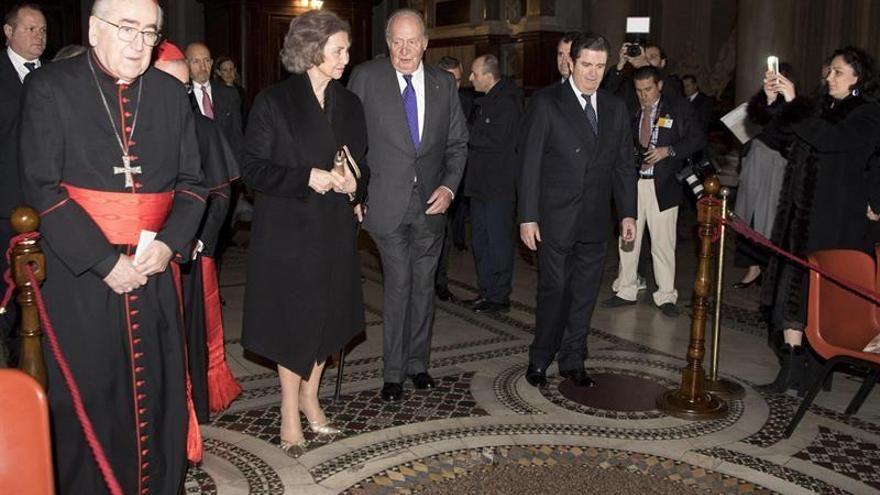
top-left (667, 146), bottom-right (677, 158)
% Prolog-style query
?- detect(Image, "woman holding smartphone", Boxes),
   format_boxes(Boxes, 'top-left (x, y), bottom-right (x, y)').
top-left (758, 46), bottom-right (880, 393)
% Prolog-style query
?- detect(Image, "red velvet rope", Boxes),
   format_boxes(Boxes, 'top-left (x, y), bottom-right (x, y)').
top-left (1, 233), bottom-right (123, 495)
top-left (722, 213), bottom-right (880, 305)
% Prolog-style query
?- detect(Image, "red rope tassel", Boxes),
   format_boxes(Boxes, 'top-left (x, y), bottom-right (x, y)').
top-left (169, 262), bottom-right (204, 463)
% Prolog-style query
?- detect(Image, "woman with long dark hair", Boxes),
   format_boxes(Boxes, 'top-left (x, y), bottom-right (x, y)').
top-left (760, 46), bottom-right (880, 393)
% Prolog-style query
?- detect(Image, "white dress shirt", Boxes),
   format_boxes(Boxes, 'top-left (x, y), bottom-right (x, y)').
top-left (191, 80), bottom-right (214, 116)
top-left (7, 46), bottom-right (40, 83)
top-left (395, 62), bottom-right (425, 142)
top-left (569, 76), bottom-right (598, 123)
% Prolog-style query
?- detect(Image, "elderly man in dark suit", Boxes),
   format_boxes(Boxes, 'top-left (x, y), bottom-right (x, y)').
top-left (518, 33), bottom-right (636, 388)
top-left (186, 41), bottom-right (244, 158)
top-left (604, 66), bottom-right (706, 317)
top-left (349, 9), bottom-right (468, 401)
top-left (0, 1), bottom-right (46, 364)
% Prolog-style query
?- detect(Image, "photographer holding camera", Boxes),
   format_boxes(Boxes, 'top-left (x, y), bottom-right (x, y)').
top-left (603, 42), bottom-right (684, 114)
top-left (603, 66), bottom-right (705, 317)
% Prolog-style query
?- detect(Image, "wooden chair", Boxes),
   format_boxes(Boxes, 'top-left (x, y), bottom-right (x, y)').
top-left (0, 369), bottom-right (54, 494)
top-left (784, 249), bottom-right (880, 437)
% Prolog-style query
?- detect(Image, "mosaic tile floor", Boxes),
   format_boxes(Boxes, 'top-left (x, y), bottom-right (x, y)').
top-left (189, 215), bottom-right (879, 494)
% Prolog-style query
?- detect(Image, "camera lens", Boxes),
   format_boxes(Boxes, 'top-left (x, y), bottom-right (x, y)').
top-left (626, 44), bottom-right (642, 57)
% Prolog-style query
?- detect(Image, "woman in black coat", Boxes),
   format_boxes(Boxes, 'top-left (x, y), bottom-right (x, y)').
top-left (759, 46), bottom-right (880, 393)
top-left (240, 10), bottom-right (369, 457)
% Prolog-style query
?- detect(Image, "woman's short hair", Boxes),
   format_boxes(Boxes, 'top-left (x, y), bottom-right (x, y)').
top-left (280, 10), bottom-right (350, 74)
top-left (830, 46), bottom-right (879, 100)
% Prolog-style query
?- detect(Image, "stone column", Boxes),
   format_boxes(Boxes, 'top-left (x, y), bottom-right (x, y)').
top-left (734, 0), bottom-right (798, 103)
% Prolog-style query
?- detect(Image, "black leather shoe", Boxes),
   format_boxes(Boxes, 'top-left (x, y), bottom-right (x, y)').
top-left (473, 300), bottom-right (511, 314)
top-left (435, 285), bottom-right (455, 302)
top-left (559, 369), bottom-right (597, 388)
top-left (601, 295), bottom-right (637, 308)
top-left (381, 382), bottom-right (403, 401)
top-left (463, 297), bottom-right (484, 308)
top-left (525, 364), bottom-right (547, 387)
top-left (658, 303), bottom-right (680, 317)
top-left (409, 372), bottom-right (436, 390)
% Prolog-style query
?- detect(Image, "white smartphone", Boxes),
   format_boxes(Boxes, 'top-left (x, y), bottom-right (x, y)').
top-left (767, 56), bottom-right (779, 76)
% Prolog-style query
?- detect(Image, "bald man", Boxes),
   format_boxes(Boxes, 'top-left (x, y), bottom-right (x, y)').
top-left (186, 41), bottom-right (243, 159)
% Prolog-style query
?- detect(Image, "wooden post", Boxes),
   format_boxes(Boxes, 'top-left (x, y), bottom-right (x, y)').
top-left (656, 177), bottom-right (727, 420)
top-left (10, 207), bottom-right (47, 389)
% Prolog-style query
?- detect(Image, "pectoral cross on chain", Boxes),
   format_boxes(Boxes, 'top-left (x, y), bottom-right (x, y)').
top-left (113, 154), bottom-right (142, 188)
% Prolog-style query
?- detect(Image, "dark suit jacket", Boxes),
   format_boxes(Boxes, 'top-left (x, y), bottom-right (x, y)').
top-left (0, 51), bottom-right (27, 218)
top-left (602, 68), bottom-right (683, 115)
top-left (635, 95), bottom-right (706, 211)
top-left (465, 77), bottom-right (523, 202)
top-left (518, 83), bottom-right (636, 244)
top-left (688, 91), bottom-right (714, 133)
top-left (348, 58), bottom-right (468, 234)
top-left (193, 82), bottom-right (244, 161)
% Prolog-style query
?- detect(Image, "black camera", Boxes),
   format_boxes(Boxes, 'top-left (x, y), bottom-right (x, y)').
top-left (633, 145), bottom-right (648, 166)
top-left (675, 158), bottom-right (716, 199)
top-left (625, 43), bottom-right (643, 58)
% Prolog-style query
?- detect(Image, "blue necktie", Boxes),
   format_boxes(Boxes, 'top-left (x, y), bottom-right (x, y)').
top-left (402, 74), bottom-right (420, 150)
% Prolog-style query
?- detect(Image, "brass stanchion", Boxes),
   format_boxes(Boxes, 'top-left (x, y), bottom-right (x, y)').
top-left (657, 178), bottom-right (727, 420)
top-left (705, 188), bottom-right (745, 399)
top-left (10, 207), bottom-right (47, 389)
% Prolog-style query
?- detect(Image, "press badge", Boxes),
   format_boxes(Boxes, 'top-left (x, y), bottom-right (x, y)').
top-left (657, 116), bottom-right (674, 128)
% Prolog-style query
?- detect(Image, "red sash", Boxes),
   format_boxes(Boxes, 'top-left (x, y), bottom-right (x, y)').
top-left (64, 185), bottom-right (173, 245)
top-left (201, 256), bottom-right (242, 412)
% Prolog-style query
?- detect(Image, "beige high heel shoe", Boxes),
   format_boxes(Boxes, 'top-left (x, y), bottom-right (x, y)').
top-left (279, 438), bottom-right (308, 458)
top-left (306, 419), bottom-right (342, 436)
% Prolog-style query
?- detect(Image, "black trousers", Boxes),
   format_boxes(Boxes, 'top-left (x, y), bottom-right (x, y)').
top-left (0, 218), bottom-right (18, 366)
top-left (530, 239), bottom-right (606, 372)
top-left (470, 198), bottom-right (515, 304)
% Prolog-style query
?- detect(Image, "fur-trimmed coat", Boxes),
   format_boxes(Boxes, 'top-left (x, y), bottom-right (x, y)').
top-left (760, 94), bottom-right (880, 329)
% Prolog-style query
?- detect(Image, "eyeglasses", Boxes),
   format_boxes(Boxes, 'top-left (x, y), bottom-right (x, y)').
top-left (94, 16), bottom-right (162, 47)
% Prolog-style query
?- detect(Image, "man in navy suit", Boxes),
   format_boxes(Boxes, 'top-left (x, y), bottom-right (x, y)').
top-left (518, 33), bottom-right (636, 388)
top-left (0, 1), bottom-right (46, 364)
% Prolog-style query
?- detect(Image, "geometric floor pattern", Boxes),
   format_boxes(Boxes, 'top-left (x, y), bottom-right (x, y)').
top-left (345, 445), bottom-right (774, 494)
top-left (183, 218), bottom-right (880, 494)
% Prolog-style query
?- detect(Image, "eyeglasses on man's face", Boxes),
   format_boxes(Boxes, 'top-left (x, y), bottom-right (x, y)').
top-left (94, 16), bottom-right (162, 47)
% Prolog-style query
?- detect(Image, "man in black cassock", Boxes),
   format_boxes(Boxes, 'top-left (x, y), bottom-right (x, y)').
top-left (155, 40), bottom-right (242, 423)
top-left (18, 1), bottom-right (206, 493)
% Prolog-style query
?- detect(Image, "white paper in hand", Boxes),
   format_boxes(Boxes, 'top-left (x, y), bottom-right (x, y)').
top-left (134, 230), bottom-right (157, 264)
top-left (721, 102), bottom-right (759, 144)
